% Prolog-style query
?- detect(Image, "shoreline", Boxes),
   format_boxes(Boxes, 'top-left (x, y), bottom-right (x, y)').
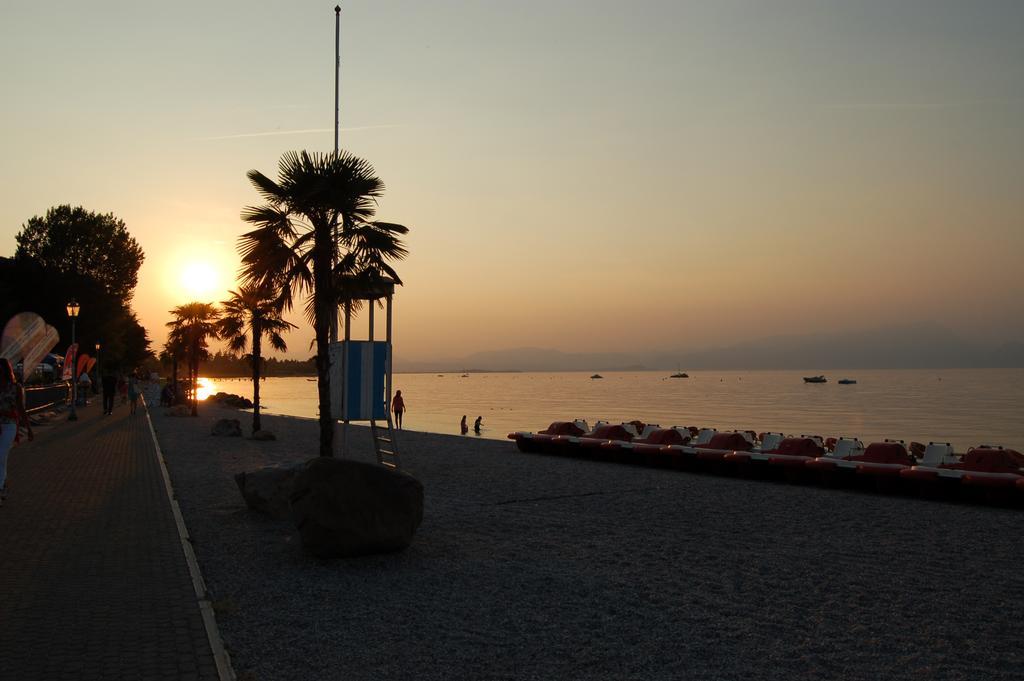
top-left (151, 395), bottom-right (1024, 680)
top-left (199, 370), bottom-right (1024, 452)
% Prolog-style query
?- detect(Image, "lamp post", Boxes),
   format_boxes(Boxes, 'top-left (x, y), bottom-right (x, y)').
top-left (95, 342), bottom-right (101, 396)
top-left (67, 299), bottom-right (80, 421)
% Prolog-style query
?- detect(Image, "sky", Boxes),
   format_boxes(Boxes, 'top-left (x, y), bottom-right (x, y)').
top-left (1, 0), bottom-right (1022, 363)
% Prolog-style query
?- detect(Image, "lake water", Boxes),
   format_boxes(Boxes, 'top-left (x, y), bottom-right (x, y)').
top-left (205, 369), bottom-right (1024, 451)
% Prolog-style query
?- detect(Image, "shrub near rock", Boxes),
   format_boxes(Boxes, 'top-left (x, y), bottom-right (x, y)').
top-left (290, 458), bottom-right (424, 558)
top-left (211, 418), bottom-right (242, 437)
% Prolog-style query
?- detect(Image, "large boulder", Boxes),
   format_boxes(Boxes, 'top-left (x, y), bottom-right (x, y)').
top-left (234, 464), bottom-right (303, 520)
top-left (290, 458), bottom-right (424, 558)
top-left (251, 429), bottom-right (276, 441)
top-left (211, 418), bottom-right (242, 437)
top-left (213, 392), bottom-right (254, 409)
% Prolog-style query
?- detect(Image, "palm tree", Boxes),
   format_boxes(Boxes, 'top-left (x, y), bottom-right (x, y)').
top-left (218, 284), bottom-right (296, 434)
top-left (158, 335), bottom-right (188, 404)
top-left (166, 302), bottom-right (220, 416)
top-left (238, 150), bottom-right (409, 456)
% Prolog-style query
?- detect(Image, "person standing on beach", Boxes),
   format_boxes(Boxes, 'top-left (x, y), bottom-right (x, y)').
top-left (460, 415), bottom-right (468, 435)
top-left (101, 370), bottom-right (117, 415)
top-left (473, 416), bottom-right (482, 434)
top-left (0, 358), bottom-right (33, 506)
top-left (392, 390), bottom-right (405, 429)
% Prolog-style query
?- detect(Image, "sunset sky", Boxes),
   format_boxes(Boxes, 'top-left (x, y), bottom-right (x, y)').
top-left (1, 1), bottom-right (1022, 363)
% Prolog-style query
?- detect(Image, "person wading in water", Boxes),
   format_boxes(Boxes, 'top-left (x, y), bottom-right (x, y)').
top-left (392, 390), bottom-right (405, 429)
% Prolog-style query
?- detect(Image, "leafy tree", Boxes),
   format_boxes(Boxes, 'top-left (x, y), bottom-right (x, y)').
top-left (238, 150), bottom-right (409, 456)
top-left (166, 302), bottom-right (220, 416)
top-left (218, 284), bottom-right (295, 433)
top-left (16, 205), bottom-right (145, 301)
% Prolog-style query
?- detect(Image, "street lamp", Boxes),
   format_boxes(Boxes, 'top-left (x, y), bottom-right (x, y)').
top-left (67, 299), bottom-right (80, 421)
top-left (95, 342), bottom-right (101, 397)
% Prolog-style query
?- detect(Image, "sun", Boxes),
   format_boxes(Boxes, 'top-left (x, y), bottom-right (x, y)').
top-left (180, 261), bottom-right (220, 298)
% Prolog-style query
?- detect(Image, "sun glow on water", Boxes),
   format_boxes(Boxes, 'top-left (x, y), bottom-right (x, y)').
top-left (196, 376), bottom-right (216, 401)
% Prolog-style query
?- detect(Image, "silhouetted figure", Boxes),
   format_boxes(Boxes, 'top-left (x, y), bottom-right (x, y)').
top-left (101, 372), bottom-right (117, 415)
top-left (460, 415), bottom-right (468, 435)
top-left (392, 390), bottom-right (405, 429)
top-left (0, 357), bottom-right (33, 506)
top-left (473, 416), bottom-right (482, 434)
top-left (128, 372), bottom-right (139, 415)
top-left (77, 371), bottom-right (91, 406)
top-left (160, 382), bottom-right (174, 407)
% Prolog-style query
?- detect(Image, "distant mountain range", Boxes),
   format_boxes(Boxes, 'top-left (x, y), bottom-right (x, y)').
top-left (395, 323), bottom-right (1024, 372)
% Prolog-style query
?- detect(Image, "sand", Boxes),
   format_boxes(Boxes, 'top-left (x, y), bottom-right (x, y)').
top-left (147, 395), bottom-right (1024, 681)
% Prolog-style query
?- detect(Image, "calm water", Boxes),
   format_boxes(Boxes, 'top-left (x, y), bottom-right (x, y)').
top-left (206, 369), bottom-right (1024, 451)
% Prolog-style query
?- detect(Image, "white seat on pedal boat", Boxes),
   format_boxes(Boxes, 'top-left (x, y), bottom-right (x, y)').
top-left (828, 437), bottom-right (864, 459)
top-left (639, 424), bottom-right (660, 439)
top-left (918, 442), bottom-right (956, 466)
top-left (695, 428), bottom-right (717, 445)
top-left (760, 432), bottom-right (785, 452)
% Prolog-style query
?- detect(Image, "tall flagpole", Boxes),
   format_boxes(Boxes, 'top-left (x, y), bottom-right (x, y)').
top-left (330, 4), bottom-right (340, 344)
top-left (334, 4), bottom-right (340, 155)
top-left (331, 5), bottom-right (342, 456)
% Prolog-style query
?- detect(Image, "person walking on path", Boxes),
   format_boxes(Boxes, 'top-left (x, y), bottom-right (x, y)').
top-left (101, 370), bottom-right (117, 415)
top-left (460, 415), bottom-right (468, 435)
top-left (0, 357), bottom-right (33, 506)
top-left (77, 370), bottom-right (91, 406)
top-left (473, 416), bottom-right (483, 434)
top-left (392, 390), bottom-right (405, 429)
top-left (128, 371), bottom-right (140, 415)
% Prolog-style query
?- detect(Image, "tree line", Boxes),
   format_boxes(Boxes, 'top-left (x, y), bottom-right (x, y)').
top-left (201, 351), bottom-right (315, 377)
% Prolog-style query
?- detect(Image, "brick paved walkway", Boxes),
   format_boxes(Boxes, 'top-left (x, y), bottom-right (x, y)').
top-left (0, 398), bottom-right (219, 681)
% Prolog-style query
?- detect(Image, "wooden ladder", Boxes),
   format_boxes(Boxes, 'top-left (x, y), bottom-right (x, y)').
top-left (370, 415), bottom-right (400, 469)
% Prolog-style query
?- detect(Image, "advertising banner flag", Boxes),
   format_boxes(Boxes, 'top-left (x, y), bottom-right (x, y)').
top-left (76, 353), bottom-right (91, 378)
top-left (62, 344), bottom-right (78, 381)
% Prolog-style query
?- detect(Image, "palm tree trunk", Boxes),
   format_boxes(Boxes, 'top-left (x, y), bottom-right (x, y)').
top-left (314, 223), bottom-right (334, 457)
top-left (190, 338), bottom-right (199, 417)
top-left (171, 356), bottom-right (178, 402)
top-left (251, 325), bottom-right (262, 434)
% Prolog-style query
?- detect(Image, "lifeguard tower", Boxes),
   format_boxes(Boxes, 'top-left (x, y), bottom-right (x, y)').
top-left (328, 277), bottom-right (400, 468)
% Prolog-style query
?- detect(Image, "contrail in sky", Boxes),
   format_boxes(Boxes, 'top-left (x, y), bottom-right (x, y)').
top-left (199, 124), bottom-right (400, 141)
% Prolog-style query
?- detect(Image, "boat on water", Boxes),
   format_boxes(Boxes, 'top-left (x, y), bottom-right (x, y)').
top-left (803, 375), bottom-right (827, 383)
top-left (590, 374), bottom-right (603, 379)
top-left (838, 378), bottom-right (857, 385)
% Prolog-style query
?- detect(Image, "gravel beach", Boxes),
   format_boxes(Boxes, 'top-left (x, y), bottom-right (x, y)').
top-left (148, 397), bottom-right (1024, 681)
